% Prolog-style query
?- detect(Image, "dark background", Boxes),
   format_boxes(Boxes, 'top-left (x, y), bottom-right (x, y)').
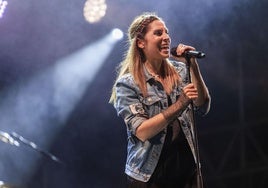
top-left (0, 0), bottom-right (267, 187)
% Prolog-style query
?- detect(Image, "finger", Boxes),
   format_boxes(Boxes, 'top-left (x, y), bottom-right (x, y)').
top-left (177, 44), bottom-right (195, 53)
top-left (186, 91), bottom-right (198, 97)
top-left (183, 88), bottom-right (198, 97)
top-left (183, 85), bottom-right (196, 91)
top-left (176, 44), bottom-right (187, 55)
top-left (185, 89), bottom-right (198, 94)
top-left (183, 86), bottom-right (197, 93)
top-left (186, 93), bottom-right (198, 100)
top-left (183, 83), bottom-right (195, 88)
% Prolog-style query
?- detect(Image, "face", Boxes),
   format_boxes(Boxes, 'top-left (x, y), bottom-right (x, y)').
top-left (137, 20), bottom-right (171, 62)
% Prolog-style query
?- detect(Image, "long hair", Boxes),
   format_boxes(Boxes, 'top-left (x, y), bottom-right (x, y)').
top-left (109, 12), bottom-right (180, 104)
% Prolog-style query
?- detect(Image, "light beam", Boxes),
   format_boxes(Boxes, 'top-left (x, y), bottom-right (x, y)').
top-left (0, 29), bottom-right (123, 186)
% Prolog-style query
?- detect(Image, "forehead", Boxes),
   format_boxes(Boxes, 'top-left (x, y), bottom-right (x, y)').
top-left (147, 20), bottom-right (167, 31)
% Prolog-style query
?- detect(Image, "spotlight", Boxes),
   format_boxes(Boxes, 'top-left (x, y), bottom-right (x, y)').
top-left (83, 0), bottom-right (107, 23)
top-left (0, 0), bottom-right (8, 18)
top-left (111, 28), bottom-right (124, 40)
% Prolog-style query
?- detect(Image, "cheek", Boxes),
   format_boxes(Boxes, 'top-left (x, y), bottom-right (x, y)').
top-left (148, 40), bottom-right (160, 49)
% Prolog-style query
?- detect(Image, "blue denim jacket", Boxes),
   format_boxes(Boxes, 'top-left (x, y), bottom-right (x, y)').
top-left (114, 61), bottom-right (210, 182)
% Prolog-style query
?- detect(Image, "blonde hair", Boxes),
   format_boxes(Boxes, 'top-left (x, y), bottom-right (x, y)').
top-left (109, 12), bottom-right (180, 104)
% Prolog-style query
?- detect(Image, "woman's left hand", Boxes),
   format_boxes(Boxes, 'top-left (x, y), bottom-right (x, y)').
top-left (171, 43), bottom-right (197, 64)
top-left (174, 43), bottom-right (196, 56)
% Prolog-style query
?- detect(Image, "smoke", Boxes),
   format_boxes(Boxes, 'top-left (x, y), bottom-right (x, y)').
top-left (0, 30), bottom-right (121, 186)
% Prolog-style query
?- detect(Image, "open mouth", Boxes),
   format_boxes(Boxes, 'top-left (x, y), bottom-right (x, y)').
top-left (161, 46), bottom-right (169, 50)
top-left (159, 42), bottom-right (170, 50)
top-left (160, 45), bottom-right (170, 53)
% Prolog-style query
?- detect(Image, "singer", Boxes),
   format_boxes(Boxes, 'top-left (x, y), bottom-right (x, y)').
top-left (109, 12), bottom-right (211, 188)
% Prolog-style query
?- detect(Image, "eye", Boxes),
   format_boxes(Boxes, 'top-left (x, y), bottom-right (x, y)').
top-left (154, 30), bottom-right (163, 36)
top-left (154, 29), bottom-right (169, 36)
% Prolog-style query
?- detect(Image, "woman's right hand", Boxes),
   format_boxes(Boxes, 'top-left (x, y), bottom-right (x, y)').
top-left (182, 83), bottom-right (198, 102)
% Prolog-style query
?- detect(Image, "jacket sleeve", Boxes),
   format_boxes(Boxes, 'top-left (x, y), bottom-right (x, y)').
top-left (114, 75), bottom-right (148, 136)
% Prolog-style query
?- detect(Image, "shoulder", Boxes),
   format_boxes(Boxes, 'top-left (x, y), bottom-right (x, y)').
top-left (115, 73), bottom-right (141, 98)
top-left (116, 73), bottom-right (134, 85)
top-left (115, 73), bottom-right (138, 91)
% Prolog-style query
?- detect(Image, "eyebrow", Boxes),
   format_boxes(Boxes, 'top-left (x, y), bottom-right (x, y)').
top-left (153, 27), bottom-right (169, 33)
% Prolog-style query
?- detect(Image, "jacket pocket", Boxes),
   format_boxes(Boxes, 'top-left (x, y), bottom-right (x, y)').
top-left (139, 94), bottom-right (162, 117)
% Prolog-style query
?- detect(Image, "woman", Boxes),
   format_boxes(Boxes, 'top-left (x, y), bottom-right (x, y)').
top-left (110, 12), bottom-right (211, 188)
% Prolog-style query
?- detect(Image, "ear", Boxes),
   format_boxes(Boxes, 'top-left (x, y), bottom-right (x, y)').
top-left (137, 38), bottom-right (145, 49)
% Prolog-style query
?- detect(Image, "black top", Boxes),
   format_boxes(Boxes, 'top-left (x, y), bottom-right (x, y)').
top-left (149, 95), bottom-right (196, 187)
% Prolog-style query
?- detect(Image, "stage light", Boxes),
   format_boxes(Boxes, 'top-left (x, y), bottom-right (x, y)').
top-left (83, 0), bottom-right (107, 23)
top-left (111, 28), bottom-right (124, 40)
top-left (0, 0), bottom-right (8, 18)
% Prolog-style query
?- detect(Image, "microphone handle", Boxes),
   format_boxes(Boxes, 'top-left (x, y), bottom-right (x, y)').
top-left (171, 47), bottom-right (205, 59)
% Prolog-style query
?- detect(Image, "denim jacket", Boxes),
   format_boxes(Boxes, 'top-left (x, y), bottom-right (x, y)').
top-left (114, 61), bottom-right (210, 182)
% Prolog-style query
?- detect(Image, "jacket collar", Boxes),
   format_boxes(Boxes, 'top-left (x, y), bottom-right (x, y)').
top-left (143, 65), bottom-right (155, 82)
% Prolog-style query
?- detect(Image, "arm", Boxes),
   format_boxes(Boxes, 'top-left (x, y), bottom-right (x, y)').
top-left (136, 85), bottom-right (196, 141)
top-left (189, 58), bottom-right (210, 107)
top-left (173, 43), bottom-right (211, 109)
top-left (115, 76), bottom-right (196, 142)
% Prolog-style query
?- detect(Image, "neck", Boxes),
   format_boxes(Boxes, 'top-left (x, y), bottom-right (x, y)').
top-left (145, 60), bottom-right (162, 76)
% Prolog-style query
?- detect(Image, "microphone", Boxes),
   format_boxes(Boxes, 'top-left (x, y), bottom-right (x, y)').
top-left (171, 47), bottom-right (205, 59)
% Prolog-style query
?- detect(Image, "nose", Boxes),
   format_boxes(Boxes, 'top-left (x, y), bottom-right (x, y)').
top-left (163, 33), bottom-right (170, 42)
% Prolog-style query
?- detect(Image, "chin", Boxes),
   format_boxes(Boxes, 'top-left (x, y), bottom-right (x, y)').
top-left (162, 54), bottom-right (169, 59)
